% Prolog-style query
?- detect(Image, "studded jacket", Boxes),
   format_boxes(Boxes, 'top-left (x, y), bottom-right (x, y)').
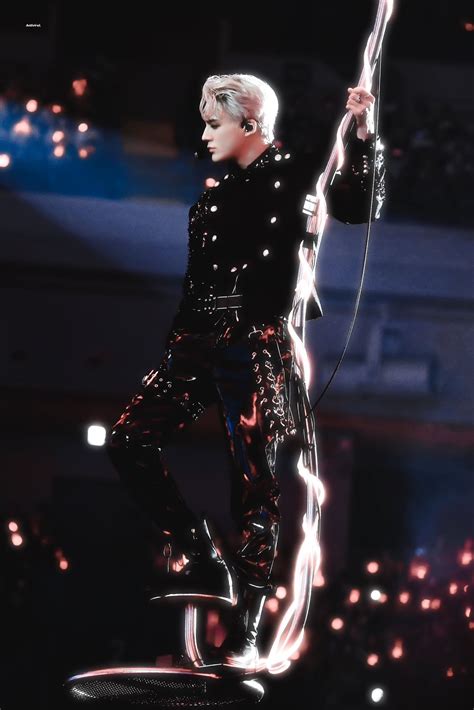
top-left (172, 126), bottom-right (386, 332)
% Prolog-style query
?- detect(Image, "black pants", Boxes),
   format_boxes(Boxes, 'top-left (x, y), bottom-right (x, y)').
top-left (106, 315), bottom-right (295, 588)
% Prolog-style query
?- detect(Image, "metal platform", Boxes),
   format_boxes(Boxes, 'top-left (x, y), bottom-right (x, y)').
top-left (64, 666), bottom-right (265, 707)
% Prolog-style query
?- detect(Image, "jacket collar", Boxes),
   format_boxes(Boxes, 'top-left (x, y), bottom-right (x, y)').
top-left (229, 143), bottom-right (279, 176)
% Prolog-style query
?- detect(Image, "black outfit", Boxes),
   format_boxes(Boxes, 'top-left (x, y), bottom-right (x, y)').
top-left (107, 127), bottom-right (386, 591)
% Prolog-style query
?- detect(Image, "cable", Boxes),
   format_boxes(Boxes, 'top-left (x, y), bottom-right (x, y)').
top-left (308, 50), bottom-right (384, 415)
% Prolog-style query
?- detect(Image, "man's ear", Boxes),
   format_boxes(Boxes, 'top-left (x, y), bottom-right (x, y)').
top-left (242, 119), bottom-right (258, 135)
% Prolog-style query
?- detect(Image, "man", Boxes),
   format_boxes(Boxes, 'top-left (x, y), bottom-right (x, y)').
top-left (106, 74), bottom-right (385, 669)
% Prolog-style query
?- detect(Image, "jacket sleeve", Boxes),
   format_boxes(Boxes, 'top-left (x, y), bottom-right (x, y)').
top-left (326, 127), bottom-right (386, 224)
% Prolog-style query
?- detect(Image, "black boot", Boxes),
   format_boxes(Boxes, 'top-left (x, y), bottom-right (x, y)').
top-left (150, 518), bottom-right (237, 607)
top-left (212, 585), bottom-right (269, 670)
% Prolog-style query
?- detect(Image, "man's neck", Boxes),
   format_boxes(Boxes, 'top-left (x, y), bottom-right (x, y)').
top-left (237, 140), bottom-right (271, 169)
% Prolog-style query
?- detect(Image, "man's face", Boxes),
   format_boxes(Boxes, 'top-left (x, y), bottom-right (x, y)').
top-left (201, 108), bottom-right (245, 163)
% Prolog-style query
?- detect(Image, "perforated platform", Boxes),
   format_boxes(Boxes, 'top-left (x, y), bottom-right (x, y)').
top-left (64, 667), bottom-right (264, 707)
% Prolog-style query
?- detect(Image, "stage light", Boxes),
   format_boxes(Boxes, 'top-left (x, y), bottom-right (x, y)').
top-left (459, 550), bottom-right (472, 565)
top-left (464, 22), bottom-right (474, 31)
top-left (370, 588), bottom-right (382, 601)
top-left (399, 591), bottom-right (410, 604)
top-left (410, 561), bottom-right (429, 579)
top-left (26, 99), bottom-right (38, 112)
top-left (367, 653), bottom-right (379, 666)
top-left (391, 639), bottom-right (403, 659)
top-left (0, 154), bottom-right (11, 168)
top-left (52, 130), bottom-right (65, 143)
top-left (421, 598), bottom-right (431, 610)
top-left (78, 122), bottom-right (89, 133)
top-left (265, 597), bottom-right (280, 614)
top-left (330, 617), bottom-right (344, 631)
top-left (11, 533), bottom-right (23, 547)
top-left (51, 104), bottom-right (63, 114)
top-left (465, 607), bottom-right (471, 618)
top-left (53, 145), bottom-right (65, 158)
top-left (13, 118), bottom-right (32, 136)
top-left (265, 598), bottom-right (279, 613)
top-left (205, 178), bottom-right (217, 188)
top-left (87, 424), bottom-right (107, 447)
top-left (430, 598), bottom-right (441, 610)
top-left (446, 667), bottom-right (454, 677)
top-left (78, 148), bottom-right (88, 159)
top-left (59, 559), bottom-right (69, 570)
top-left (379, 593), bottom-right (388, 603)
top-left (349, 588), bottom-right (360, 603)
top-left (449, 582), bottom-right (458, 595)
top-left (276, 586), bottom-right (287, 599)
top-left (7, 521), bottom-right (19, 532)
top-left (72, 78), bottom-right (88, 96)
top-left (367, 561), bottom-right (379, 574)
top-left (369, 687), bottom-right (385, 704)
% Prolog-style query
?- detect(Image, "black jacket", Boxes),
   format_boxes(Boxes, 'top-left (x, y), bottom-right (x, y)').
top-left (173, 126), bottom-right (386, 331)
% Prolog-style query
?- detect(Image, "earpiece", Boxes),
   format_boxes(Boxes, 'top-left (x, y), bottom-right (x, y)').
top-left (241, 120), bottom-right (253, 133)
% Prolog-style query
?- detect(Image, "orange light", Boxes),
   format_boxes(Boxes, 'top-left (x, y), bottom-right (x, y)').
top-left (54, 145), bottom-right (65, 158)
top-left (11, 533), bottom-right (23, 547)
top-left (379, 592), bottom-right (388, 603)
top-left (59, 559), bottom-right (69, 570)
top-left (421, 598), bottom-right (431, 610)
top-left (13, 118), bottom-right (32, 136)
top-left (52, 130), bottom-right (64, 143)
top-left (449, 583), bottom-right (458, 595)
top-left (51, 104), bottom-right (63, 114)
top-left (391, 639), bottom-right (404, 659)
top-left (460, 550), bottom-right (472, 565)
top-left (265, 598), bottom-right (279, 613)
top-left (430, 598), bottom-right (441, 610)
top-left (399, 591), bottom-right (410, 604)
top-left (465, 607), bottom-right (471, 618)
top-left (72, 78), bottom-right (88, 96)
top-left (410, 561), bottom-right (429, 580)
top-left (330, 617), bottom-right (344, 631)
top-left (367, 653), bottom-right (379, 666)
top-left (367, 561), bottom-right (379, 574)
top-left (349, 588), bottom-right (360, 603)
top-left (464, 22), bottom-right (474, 31)
top-left (26, 99), bottom-right (38, 112)
top-left (78, 148), bottom-right (88, 159)
top-left (446, 667), bottom-right (454, 677)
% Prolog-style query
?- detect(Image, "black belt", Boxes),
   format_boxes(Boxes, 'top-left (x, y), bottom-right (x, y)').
top-left (190, 293), bottom-right (243, 314)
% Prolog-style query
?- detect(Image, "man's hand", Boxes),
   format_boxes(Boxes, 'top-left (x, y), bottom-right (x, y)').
top-left (346, 86), bottom-right (375, 140)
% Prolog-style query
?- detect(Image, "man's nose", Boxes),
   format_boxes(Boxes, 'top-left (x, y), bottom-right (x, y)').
top-left (202, 125), bottom-right (211, 141)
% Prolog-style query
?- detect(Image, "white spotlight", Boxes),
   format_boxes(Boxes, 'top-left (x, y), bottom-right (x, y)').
top-left (370, 687), bottom-right (385, 703)
top-left (87, 424), bottom-right (107, 447)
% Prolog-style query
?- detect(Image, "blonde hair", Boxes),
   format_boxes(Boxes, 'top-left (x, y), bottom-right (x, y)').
top-left (199, 73), bottom-right (279, 143)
